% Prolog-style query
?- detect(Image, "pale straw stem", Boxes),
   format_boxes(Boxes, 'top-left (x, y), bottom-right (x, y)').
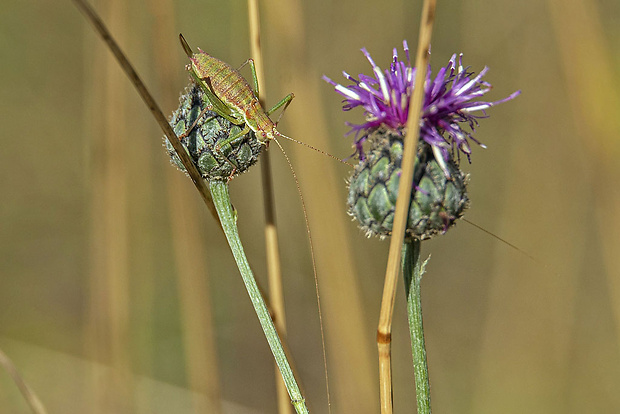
top-left (376, 1), bottom-right (437, 413)
top-left (247, 2), bottom-right (292, 413)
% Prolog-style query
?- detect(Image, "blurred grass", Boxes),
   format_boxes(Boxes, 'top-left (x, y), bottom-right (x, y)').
top-left (1, 0), bottom-right (620, 413)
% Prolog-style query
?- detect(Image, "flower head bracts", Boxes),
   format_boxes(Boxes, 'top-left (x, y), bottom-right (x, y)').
top-left (323, 41), bottom-right (520, 166)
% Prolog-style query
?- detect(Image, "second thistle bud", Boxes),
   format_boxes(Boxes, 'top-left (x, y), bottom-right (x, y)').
top-left (347, 128), bottom-right (469, 240)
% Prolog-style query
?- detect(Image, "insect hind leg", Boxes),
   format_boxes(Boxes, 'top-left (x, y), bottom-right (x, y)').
top-left (237, 58), bottom-right (260, 98)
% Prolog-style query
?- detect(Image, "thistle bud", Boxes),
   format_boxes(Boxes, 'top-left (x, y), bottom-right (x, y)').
top-left (165, 84), bottom-right (262, 181)
top-left (348, 128), bottom-right (468, 240)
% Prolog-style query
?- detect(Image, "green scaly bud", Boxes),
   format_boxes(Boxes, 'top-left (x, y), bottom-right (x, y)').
top-left (347, 128), bottom-right (469, 240)
top-left (165, 84), bottom-right (262, 181)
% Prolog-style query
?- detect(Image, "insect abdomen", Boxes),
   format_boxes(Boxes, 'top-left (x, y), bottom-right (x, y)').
top-left (192, 51), bottom-right (256, 110)
top-left (190, 49), bottom-right (276, 138)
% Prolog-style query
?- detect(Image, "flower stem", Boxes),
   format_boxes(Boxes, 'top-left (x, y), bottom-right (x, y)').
top-left (208, 180), bottom-right (308, 414)
top-left (402, 240), bottom-right (431, 414)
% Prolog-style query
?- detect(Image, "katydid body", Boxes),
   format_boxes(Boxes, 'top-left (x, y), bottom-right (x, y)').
top-left (180, 34), bottom-right (293, 148)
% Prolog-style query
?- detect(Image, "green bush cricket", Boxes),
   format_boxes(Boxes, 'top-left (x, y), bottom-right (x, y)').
top-left (179, 35), bottom-right (295, 153)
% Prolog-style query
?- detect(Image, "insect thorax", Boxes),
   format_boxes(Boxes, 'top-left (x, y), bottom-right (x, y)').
top-left (243, 100), bottom-right (276, 141)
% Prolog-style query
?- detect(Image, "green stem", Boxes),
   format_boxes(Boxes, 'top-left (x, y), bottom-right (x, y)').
top-left (208, 180), bottom-right (308, 414)
top-left (402, 240), bottom-right (431, 414)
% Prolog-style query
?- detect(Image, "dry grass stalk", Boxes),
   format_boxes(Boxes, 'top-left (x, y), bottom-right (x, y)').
top-left (246, 1), bottom-right (291, 413)
top-left (376, 0), bottom-right (437, 412)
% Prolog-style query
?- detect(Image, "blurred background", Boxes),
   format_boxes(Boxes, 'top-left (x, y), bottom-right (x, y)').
top-left (1, 0), bottom-right (619, 413)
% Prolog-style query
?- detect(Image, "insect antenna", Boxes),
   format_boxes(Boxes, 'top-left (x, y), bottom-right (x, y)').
top-left (275, 132), bottom-right (352, 167)
top-left (179, 33), bottom-right (193, 58)
top-left (462, 218), bottom-right (541, 264)
top-left (275, 122), bottom-right (541, 270)
top-left (271, 137), bottom-right (332, 411)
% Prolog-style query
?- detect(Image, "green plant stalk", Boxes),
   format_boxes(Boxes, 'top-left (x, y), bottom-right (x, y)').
top-left (208, 180), bottom-right (308, 414)
top-left (402, 240), bottom-right (431, 414)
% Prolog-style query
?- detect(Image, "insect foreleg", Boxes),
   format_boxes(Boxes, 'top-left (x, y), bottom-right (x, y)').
top-left (267, 93), bottom-right (295, 125)
top-left (212, 125), bottom-right (255, 180)
top-left (178, 106), bottom-right (217, 140)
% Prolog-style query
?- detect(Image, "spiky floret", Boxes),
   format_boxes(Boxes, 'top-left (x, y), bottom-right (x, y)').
top-left (323, 41), bottom-right (519, 171)
top-left (165, 84), bottom-right (262, 181)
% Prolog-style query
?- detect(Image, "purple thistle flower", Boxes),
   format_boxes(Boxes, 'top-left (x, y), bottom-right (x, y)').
top-left (323, 41), bottom-right (520, 169)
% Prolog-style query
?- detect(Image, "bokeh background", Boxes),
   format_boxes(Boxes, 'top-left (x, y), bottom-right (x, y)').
top-left (2, 0), bottom-right (620, 413)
